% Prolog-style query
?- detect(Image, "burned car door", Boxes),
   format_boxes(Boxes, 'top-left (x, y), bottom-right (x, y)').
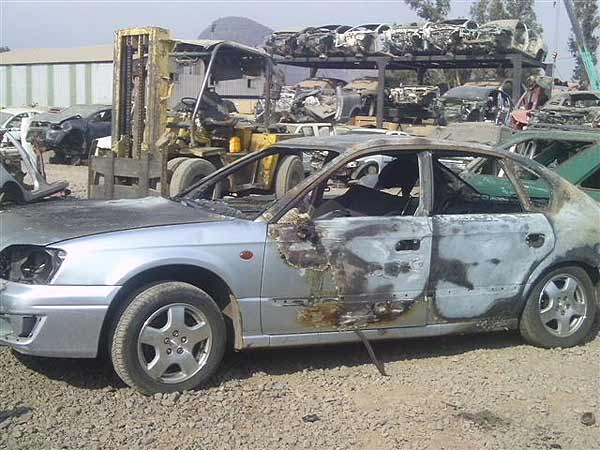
top-left (429, 153), bottom-right (556, 324)
top-left (261, 151), bottom-right (432, 334)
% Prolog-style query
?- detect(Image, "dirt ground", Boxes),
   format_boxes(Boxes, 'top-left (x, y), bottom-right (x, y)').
top-left (1, 164), bottom-right (599, 450)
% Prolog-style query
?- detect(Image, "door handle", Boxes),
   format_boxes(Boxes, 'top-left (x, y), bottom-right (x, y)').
top-left (526, 233), bottom-right (545, 248)
top-left (395, 239), bottom-right (420, 251)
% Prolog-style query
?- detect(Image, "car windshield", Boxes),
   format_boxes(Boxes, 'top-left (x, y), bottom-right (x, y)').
top-left (180, 147), bottom-right (338, 220)
top-left (443, 86), bottom-right (494, 101)
top-left (0, 112), bottom-right (14, 126)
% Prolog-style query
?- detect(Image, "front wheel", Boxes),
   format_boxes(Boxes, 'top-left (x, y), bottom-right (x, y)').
top-left (111, 282), bottom-right (226, 395)
top-left (520, 266), bottom-right (597, 348)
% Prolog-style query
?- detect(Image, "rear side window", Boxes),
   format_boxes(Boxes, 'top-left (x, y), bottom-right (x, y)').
top-left (509, 162), bottom-right (553, 209)
top-left (581, 168), bottom-right (600, 190)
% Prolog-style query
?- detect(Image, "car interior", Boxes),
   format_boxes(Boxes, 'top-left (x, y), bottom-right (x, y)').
top-left (311, 153), bottom-right (421, 219)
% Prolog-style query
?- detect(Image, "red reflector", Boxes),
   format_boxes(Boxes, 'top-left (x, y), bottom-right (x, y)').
top-left (240, 250), bottom-right (254, 260)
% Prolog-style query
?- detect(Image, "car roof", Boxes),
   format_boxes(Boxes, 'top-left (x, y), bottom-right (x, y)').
top-left (500, 129), bottom-right (600, 146)
top-left (275, 134), bottom-right (499, 155)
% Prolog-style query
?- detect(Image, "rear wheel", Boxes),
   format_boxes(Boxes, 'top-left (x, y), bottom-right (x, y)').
top-left (520, 266), bottom-right (596, 348)
top-left (275, 155), bottom-right (304, 198)
top-left (111, 282), bottom-right (226, 395)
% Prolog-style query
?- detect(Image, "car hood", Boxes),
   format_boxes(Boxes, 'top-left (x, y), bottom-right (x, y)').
top-left (0, 197), bottom-right (230, 249)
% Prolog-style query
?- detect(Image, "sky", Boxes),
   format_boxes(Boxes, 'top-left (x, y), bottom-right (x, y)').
top-left (0, 0), bottom-right (583, 81)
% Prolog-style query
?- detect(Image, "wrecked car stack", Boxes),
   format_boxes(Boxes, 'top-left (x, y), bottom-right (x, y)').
top-left (266, 19), bottom-right (546, 60)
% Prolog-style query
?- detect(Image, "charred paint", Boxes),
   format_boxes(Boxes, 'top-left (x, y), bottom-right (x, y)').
top-left (270, 214), bottom-right (426, 330)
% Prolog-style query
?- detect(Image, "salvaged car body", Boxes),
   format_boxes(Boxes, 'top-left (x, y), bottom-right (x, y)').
top-left (336, 23), bottom-right (390, 56)
top-left (264, 30), bottom-right (301, 57)
top-left (422, 19), bottom-right (479, 55)
top-left (468, 129), bottom-right (600, 202)
top-left (295, 25), bottom-right (352, 57)
top-left (335, 77), bottom-right (378, 121)
top-left (0, 132), bottom-right (68, 203)
top-left (1, 135), bottom-right (598, 394)
top-left (273, 78), bottom-right (345, 123)
top-left (388, 85), bottom-right (440, 121)
top-left (0, 107), bottom-right (46, 144)
top-left (28, 104), bottom-right (112, 164)
top-left (436, 83), bottom-right (513, 125)
top-left (529, 91), bottom-right (600, 128)
top-left (464, 20), bottom-right (547, 61)
top-left (377, 23), bottom-right (425, 56)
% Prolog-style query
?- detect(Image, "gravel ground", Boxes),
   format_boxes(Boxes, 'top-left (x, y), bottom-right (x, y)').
top-left (1, 164), bottom-right (599, 450)
top-left (45, 163), bottom-right (88, 199)
top-left (1, 333), bottom-right (599, 450)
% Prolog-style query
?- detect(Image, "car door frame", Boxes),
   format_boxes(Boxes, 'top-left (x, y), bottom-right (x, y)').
top-left (259, 146), bottom-right (435, 337)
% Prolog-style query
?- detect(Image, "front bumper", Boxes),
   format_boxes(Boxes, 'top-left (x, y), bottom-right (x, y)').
top-left (0, 280), bottom-right (120, 358)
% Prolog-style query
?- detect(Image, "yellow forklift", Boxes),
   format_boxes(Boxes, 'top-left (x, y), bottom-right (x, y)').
top-left (89, 27), bottom-right (302, 200)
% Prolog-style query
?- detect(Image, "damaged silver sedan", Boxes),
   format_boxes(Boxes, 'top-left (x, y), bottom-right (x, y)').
top-left (1, 136), bottom-right (598, 394)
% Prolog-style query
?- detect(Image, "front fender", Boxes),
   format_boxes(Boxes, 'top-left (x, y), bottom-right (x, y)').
top-left (51, 222), bottom-right (268, 300)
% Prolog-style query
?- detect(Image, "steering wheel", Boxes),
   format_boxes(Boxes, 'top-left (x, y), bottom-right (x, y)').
top-left (179, 97), bottom-right (198, 112)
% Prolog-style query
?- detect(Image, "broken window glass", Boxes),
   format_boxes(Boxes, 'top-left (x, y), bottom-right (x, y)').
top-left (307, 152), bottom-right (422, 220)
top-left (434, 154), bottom-right (523, 215)
top-left (509, 162), bottom-right (552, 209)
top-left (182, 148), bottom-right (333, 219)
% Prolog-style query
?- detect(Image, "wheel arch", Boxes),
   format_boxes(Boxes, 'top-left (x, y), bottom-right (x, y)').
top-left (98, 264), bottom-right (242, 357)
top-left (520, 259), bottom-right (600, 318)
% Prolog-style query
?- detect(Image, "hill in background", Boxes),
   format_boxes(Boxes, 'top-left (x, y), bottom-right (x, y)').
top-left (198, 16), bottom-right (273, 47)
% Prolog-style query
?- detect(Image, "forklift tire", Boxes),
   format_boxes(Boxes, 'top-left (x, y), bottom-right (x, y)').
top-left (275, 155), bottom-right (304, 198)
top-left (169, 158), bottom-right (219, 198)
top-left (167, 157), bottom-right (189, 183)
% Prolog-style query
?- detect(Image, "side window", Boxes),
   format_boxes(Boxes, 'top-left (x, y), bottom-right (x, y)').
top-left (92, 110), bottom-right (111, 123)
top-left (304, 152), bottom-right (422, 220)
top-left (508, 161), bottom-right (553, 209)
top-left (434, 155), bottom-right (523, 215)
top-left (581, 168), bottom-right (600, 190)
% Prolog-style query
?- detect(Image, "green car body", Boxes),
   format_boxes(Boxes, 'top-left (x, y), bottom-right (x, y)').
top-left (464, 129), bottom-right (600, 202)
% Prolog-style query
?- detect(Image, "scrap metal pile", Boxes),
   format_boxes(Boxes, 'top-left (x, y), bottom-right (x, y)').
top-left (529, 91), bottom-right (600, 129)
top-left (265, 19), bottom-right (546, 60)
top-left (266, 76), bottom-right (440, 124)
top-left (269, 78), bottom-right (344, 123)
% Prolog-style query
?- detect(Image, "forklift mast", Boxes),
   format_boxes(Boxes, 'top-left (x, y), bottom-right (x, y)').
top-left (112, 27), bottom-right (173, 159)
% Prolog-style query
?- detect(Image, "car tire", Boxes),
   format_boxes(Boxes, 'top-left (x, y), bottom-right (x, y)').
top-left (111, 282), bottom-right (226, 395)
top-left (166, 157), bottom-right (189, 183)
top-left (519, 266), bottom-right (597, 348)
top-left (275, 155), bottom-right (304, 198)
top-left (169, 158), bottom-right (218, 198)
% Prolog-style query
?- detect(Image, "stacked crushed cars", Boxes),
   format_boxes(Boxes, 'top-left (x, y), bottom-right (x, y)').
top-left (265, 19), bottom-right (546, 61)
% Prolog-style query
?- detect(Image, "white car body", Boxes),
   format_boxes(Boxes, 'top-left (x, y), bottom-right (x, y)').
top-left (0, 107), bottom-right (46, 144)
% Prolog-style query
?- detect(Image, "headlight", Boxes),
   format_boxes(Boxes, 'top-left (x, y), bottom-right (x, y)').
top-left (0, 246), bottom-right (65, 284)
top-left (346, 161), bottom-right (359, 168)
